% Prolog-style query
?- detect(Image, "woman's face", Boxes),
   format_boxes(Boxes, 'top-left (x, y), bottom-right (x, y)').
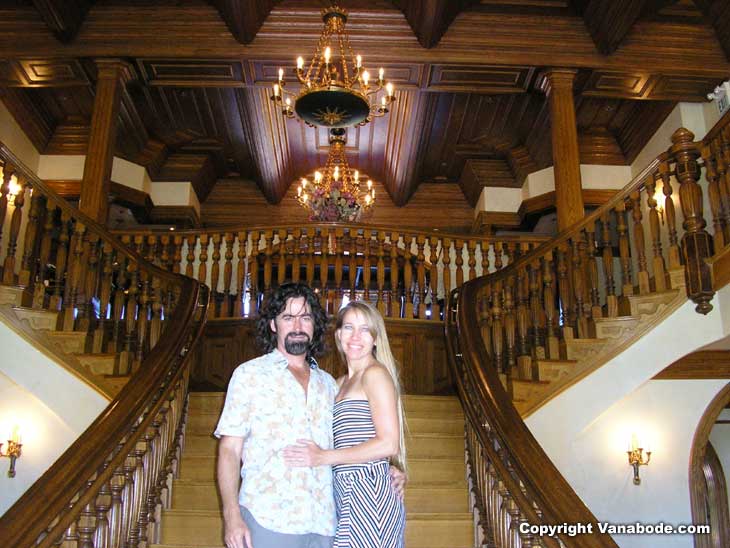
top-left (337, 308), bottom-right (376, 363)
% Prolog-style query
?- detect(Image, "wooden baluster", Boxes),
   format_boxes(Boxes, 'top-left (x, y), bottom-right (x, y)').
top-left (403, 235), bottom-right (414, 319)
top-left (145, 234), bottom-right (158, 264)
top-left (77, 497), bottom-right (97, 548)
top-left (348, 231), bottom-right (358, 303)
top-left (454, 239), bottom-right (464, 287)
top-left (108, 465), bottom-right (126, 548)
top-left (671, 127), bottom-right (714, 313)
top-left (467, 240), bottom-right (477, 281)
top-left (234, 231), bottom-right (247, 317)
top-left (334, 228), bottom-right (344, 310)
top-left (504, 242), bottom-right (515, 268)
top-left (319, 228), bottom-right (330, 313)
top-left (291, 228), bottom-right (302, 283)
top-left (0, 165), bottom-right (12, 253)
top-left (210, 233), bottom-right (222, 316)
top-left (119, 263), bottom-right (138, 374)
top-left (719, 127), bottom-right (730, 243)
top-left (376, 231), bottom-right (387, 316)
top-left (158, 234), bottom-right (171, 272)
top-left (494, 241), bottom-right (503, 271)
top-left (645, 174), bottom-right (668, 292)
top-left (185, 235), bottom-right (196, 278)
top-left (702, 144), bottom-right (726, 248)
top-left (429, 237), bottom-right (440, 320)
top-left (630, 189), bottom-right (651, 295)
top-left (416, 235), bottom-right (426, 319)
top-left (304, 229), bottom-right (315, 289)
top-left (149, 276), bottom-right (163, 348)
top-left (108, 255), bottom-right (127, 357)
top-left (442, 238), bottom-right (452, 306)
top-left (93, 242), bottom-right (114, 353)
top-left (132, 233), bottom-right (145, 257)
top-left (480, 241), bottom-right (491, 276)
top-left (363, 232), bottom-right (373, 303)
top-left (134, 271), bottom-right (151, 369)
top-left (389, 232), bottom-right (400, 318)
top-left (221, 232), bottom-right (234, 318)
top-left (528, 260), bottom-right (545, 361)
top-left (277, 229), bottom-right (288, 286)
top-left (585, 221), bottom-right (602, 319)
top-left (171, 234), bottom-right (183, 274)
top-left (616, 201), bottom-right (633, 300)
top-left (479, 290), bottom-right (492, 355)
top-left (503, 278), bottom-right (517, 377)
top-left (556, 243), bottom-right (573, 338)
top-left (249, 231), bottom-right (261, 314)
top-left (2, 177), bottom-right (27, 284)
top-left (198, 234), bottom-right (209, 287)
top-left (491, 281), bottom-right (504, 373)
top-left (571, 236), bottom-right (589, 338)
top-left (33, 199), bottom-right (56, 308)
top-left (94, 481), bottom-right (112, 548)
top-left (80, 233), bottom-right (101, 333)
top-left (61, 221), bottom-right (87, 331)
top-left (515, 266), bottom-right (531, 379)
top-left (599, 212), bottom-right (618, 318)
top-left (18, 183), bottom-right (42, 288)
top-left (542, 251), bottom-right (559, 359)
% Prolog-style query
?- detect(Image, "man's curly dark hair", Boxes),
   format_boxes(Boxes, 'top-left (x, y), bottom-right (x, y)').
top-left (255, 282), bottom-right (329, 360)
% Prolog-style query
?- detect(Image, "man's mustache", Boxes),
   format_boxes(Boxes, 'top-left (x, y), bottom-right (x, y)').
top-left (286, 332), bottom-right (311, 341)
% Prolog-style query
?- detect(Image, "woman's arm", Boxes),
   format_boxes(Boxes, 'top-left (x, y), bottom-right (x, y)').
top-left (284, 364), bottom-right (400, 466)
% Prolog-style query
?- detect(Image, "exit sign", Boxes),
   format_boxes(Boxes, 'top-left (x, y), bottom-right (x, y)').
top-left (709, 81), bottom-right (730, 116)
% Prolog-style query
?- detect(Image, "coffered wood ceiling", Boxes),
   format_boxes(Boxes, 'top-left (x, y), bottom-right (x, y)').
top-left (0, 0), bottom-right (728, 217)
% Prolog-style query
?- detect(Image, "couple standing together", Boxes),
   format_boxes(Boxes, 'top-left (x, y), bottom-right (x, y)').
top-left (215, 282), bottom-right (407, 548)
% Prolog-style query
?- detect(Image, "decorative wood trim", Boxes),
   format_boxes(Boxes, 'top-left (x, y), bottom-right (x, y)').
top-left (518, 189), bottom-right (618, 219)
top-left (654, 351), bottom-right (730, 379)
top-left (472, 210), bottom-right (521, 235)
top-left (425, 64), bottom-right (536, 93)
top-left (136, 58), bottom-right (246, 87)
top-left (689, 382), bottom-right (730, 548)
top-left (209, 0), bottom-right (275, 45)
top-left (30, 0), bottom-right (93, 43)
top-left (44, 120), bottom-right (90, 154)
top-left (13, 58), bottom-right (90, 87)
top-left (150, 205), bottom-right (201, 228)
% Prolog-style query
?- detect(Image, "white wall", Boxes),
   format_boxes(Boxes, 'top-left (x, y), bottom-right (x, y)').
top-left (0, 317), bottom-right (109, 514)
top-left (0, 102), bottom-right (39, 174)
top-left (526, 284), bottom-right (730, 547)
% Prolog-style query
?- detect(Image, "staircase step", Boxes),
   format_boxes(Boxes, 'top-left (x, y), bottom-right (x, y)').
top-left (158, 509), bottom-right (473, 547)
top-left (511, 378), bottom-right (551, 402)
top-left (170, 480), bottom-right (469, 514)
top-left (45, 330), bottom-right (88, 354)
top-left (187, 392), bottom-right (463, 417)
top-left (179, 456), bottom-right (466, 486)
top-left (628, 289), bottom-right (680, 317)
top-left (0, 285), bottom-right (29, 306)
top-left (563, 337), bottom-right (609, 361)
top-left (74, 353), bottom-right (117, 375)
top-left (11, 306), bottom-right (58, 331)
top-left (103, 375), bottom-right (130, 396)
top-left (593, 316), bottom-right (640, 340)
top-left (183, 432), bottom-right (464, 459)
top-left (536, 359), bottom-right (577, 383)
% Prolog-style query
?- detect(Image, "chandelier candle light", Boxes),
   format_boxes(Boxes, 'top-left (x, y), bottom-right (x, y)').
top-left (271, 4), bottom-right (396, 128)
top-left (297, 128), bottom-right (375, 222)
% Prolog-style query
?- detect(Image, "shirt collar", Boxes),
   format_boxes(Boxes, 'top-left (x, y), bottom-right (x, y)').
top-left (269, 348), bottom-right (319, 370)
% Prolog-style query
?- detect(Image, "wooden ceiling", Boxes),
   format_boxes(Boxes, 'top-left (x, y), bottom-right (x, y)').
top-left (0, 0), bottom-right (728, 215)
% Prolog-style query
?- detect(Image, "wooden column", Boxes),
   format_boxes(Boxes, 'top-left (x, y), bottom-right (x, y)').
top-left (79, 59), bottom-right (135, 223)
top-left (540, 69), bottom-right (584, 230)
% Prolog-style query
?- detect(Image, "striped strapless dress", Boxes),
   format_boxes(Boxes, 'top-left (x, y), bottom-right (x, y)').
top-left (332, 399), bottom-right (406, 548)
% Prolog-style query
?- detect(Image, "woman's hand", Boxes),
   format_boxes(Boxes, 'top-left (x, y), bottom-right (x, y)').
top-left (283, 439), bottom-right (327, 467)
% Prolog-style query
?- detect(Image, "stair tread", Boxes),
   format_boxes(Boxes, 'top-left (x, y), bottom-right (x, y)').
top-left (162, 508), bottom-right (472, 519)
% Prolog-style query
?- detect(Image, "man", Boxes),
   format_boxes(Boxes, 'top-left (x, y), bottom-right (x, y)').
top-left (215, 283), bottom-right (405, 548)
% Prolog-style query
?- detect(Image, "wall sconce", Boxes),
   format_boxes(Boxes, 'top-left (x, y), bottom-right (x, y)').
top-left (627, 433), bottom-right (651, 485)
top-left (6, 175), bottom-right (21, 204)
top-left (0, 426), bottom-right (23, 477)
top-left (653, 186), bottom-right (665, 226)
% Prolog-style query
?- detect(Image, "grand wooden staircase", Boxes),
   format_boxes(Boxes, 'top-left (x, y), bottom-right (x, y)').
top-left (152, 393), bottom-right (473, 548)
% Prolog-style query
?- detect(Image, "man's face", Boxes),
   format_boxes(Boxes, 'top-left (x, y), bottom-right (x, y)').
top-left (270, 296), bottom-right (315, 356)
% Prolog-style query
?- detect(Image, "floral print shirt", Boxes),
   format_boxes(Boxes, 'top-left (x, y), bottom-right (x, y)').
top-left (214, 349), bottom-right (338, 536)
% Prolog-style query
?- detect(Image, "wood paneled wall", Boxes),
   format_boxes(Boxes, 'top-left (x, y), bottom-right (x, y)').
top-left (192, 317), bottom-right (453, 395)
top-left (201, 178), bottom-right (475, 233)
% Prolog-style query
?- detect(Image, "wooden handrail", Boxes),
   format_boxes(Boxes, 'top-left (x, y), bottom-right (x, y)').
top-left (444, 126), bottom-right (721, 546)
top-left (0, 142), bottom-right (210, 547)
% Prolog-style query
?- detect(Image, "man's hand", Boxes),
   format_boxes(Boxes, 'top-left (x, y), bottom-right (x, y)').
top-left (283, 439), bottom-right (326, 466)
top-left (223, 511), bottom-right (252, 548)
top-left (389, 465), bottom-right (407, 500)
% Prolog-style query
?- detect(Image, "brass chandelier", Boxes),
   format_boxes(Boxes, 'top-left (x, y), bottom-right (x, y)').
top-left (270, 4), bottom-right (395, 128)
top-left (297, 128), bottom-right (375, 222)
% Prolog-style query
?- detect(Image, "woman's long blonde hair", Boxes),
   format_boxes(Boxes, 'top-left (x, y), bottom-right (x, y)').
top-left (335, 300), bottom-right (407, 473)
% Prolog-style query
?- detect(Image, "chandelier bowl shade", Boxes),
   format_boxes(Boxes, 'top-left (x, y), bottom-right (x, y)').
top-left (295, 86), bottom-right (371, 128)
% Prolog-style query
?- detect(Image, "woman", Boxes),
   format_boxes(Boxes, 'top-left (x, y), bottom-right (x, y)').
top-left (283, 300), bottom-right (407, 548)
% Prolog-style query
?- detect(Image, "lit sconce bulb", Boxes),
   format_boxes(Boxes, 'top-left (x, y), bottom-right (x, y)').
top-left (8, 176), bottom-right (21, 197)
top-left (303, 193), bottom-right (309, 203)
top-left (297, 56), bottom-right (304, 70)
top-left (371, 189), bottom-right (375, 198)
top-left (273, 83), bottom-right (280, 97)
top-left (379, 67), bottom-right (384, 81)
top-left (278, 68), bottom-right (284, 82)
top-left (10, 425), bottom-right (21, 444)
top-left (356, 55), bottom-right (362, 68)
top-left (386, 82), bottom-right (394, 97)
top-left (301, 177), bottom-right (308, 188)
top-left (297, 186), bottom-right (302, 196)
top-left (354, 170), bottom-right (359, 182)
top-left (362, 71), bottom-right (370, 86)
top-left (367, 179), bottom-right (372, 189)
top-left (314, 171), bottom-right (322, 183)
top-left (333, 166), bottom-right (340, 180)
top-left (285, 97), bottom-right (291, 108)
top-left (365, 194), bottom-right (371, 205)
top-left (324, 47), bottom-right (331, 64)
top-left (381, 96), bottom-right (386, 107)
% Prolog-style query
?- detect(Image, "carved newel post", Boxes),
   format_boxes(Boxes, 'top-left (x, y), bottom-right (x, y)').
top-left (671, 128), bottom-right (714, 314)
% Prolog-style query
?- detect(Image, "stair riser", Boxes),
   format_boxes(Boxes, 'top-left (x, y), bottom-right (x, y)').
top-left (183, 434), bottom-right (464, 459)
top-left (179, 456), bottom-right (466, 486)
top-left (171, 483), bottom-right (469, 514)
top-left (186, 414), bottom-right (463, 436)
top-left (160, 513), bottom-right (473, 547)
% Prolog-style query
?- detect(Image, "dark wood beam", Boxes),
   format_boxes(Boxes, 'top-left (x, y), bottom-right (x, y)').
top-left (694, 0), bottom-right (730, 61)
top-left (208, 0), bottom-right (275, 45)
top-left (391, 0), bottom-right (478, 48)
top-left (654, 350), bottom-right (730, 379)
top-left (31, 0), bottom-right (94, 43)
